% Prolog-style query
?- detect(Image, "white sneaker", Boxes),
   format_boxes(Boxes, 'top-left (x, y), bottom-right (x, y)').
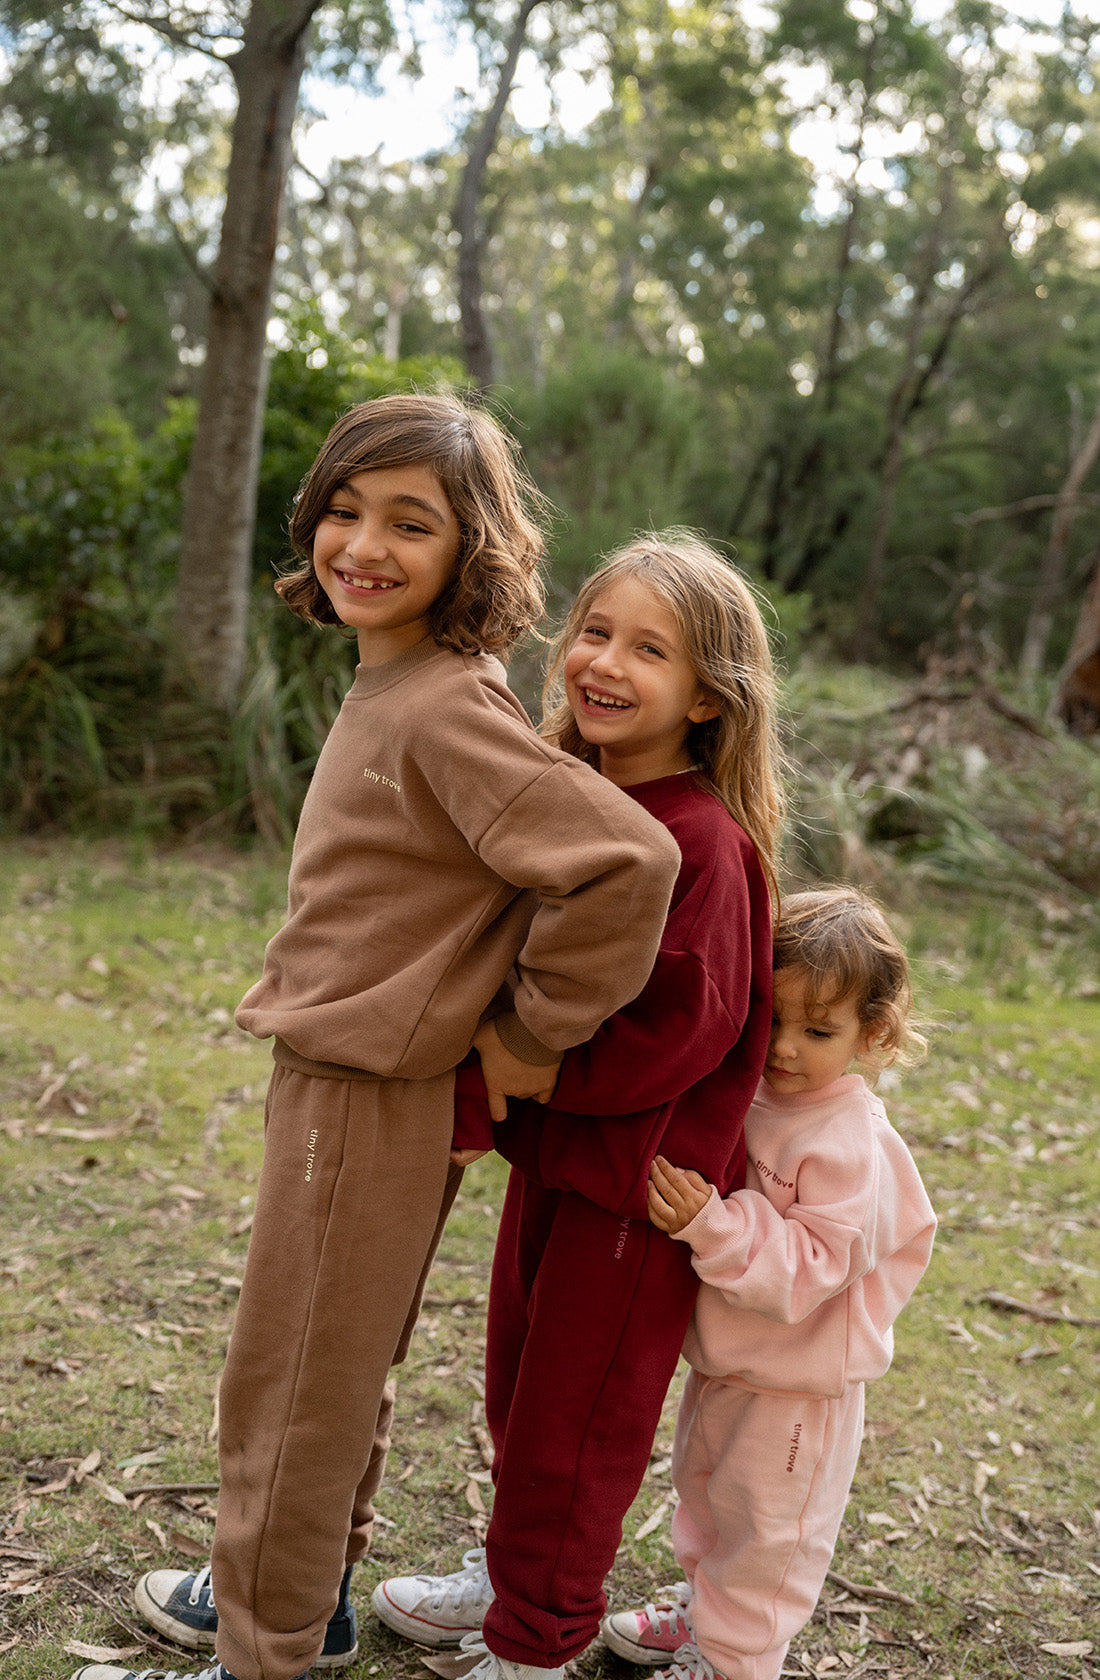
top-left (371, 1548), bottom-right (494, 1648)
top-left (456, 1631), bottom-right (565, 1680)
top-left (601, 1583), bottom-right (693, 1664)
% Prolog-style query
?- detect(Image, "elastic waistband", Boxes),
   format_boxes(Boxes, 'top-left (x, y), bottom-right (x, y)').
top-left (272, 1039), bottom-right (380, 1083)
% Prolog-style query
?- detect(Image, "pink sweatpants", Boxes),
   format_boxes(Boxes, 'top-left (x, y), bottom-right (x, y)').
top-left (671, 1369), bottom-right (865, 1680)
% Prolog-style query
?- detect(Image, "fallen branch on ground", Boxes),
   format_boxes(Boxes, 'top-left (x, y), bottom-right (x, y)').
top-left (980, 1291), bottom-right (1100, 1328)
top-left (825, 1569), bottom-right (918, 1607)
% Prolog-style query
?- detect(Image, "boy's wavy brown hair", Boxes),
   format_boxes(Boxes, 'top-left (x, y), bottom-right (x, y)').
top-left (541, 531), bottom-right (786, 910)
top-left (276, 393), bottom-right (548, 657)
top-left (774, 886), bottom-right (927, 1069)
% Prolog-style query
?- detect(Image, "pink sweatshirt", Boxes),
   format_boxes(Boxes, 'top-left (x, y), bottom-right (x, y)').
top-left (674, 1073), bottom-right (936, 1397)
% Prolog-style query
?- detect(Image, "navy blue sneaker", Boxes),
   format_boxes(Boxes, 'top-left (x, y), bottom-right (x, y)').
top-left (133, 1562), bottom-right (357, 1668)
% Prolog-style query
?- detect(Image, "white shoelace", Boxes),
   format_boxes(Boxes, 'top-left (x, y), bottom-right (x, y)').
top-left (661, 1642), bottom-right (722, 1680)
top-left (187, 1563), bottom-right (215, 1609)
top-left (640, 1581), bottom-right (692, 1635)
top-left (425, 1547), bottom-right (491, 1611)
top-left (643, 1599), bottom-right (690, 1635)
top-left (128, 1667), bottom-right (223, 1680)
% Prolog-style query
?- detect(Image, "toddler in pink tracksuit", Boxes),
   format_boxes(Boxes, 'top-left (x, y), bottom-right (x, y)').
top-left (602, 885), bottom-right (936, 1680)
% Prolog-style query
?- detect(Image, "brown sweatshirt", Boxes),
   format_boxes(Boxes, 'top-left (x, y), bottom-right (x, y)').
top-left (236, 638), bottom-right (681, 1080)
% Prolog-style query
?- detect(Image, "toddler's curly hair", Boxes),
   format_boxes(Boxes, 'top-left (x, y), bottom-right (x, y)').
top-left (774, 886), bottom-right (927, 1068)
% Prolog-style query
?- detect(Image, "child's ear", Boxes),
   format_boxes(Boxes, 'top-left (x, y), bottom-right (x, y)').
top-left (688, 692), bottom-right (720, 724)
top-left (857, 1019), bottom-right (886, 1061)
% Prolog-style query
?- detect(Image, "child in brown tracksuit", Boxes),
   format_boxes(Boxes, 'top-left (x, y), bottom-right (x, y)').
top-left (87, 394), bottom-right (679, 1680)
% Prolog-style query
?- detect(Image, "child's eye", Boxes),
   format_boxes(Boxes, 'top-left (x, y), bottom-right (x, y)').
top-left (640, 643), bottom-right (665, 658)
top-left (580, 623), bottom-right (609, 640)
top-left (807, 1028), bottom-right (834, 1040)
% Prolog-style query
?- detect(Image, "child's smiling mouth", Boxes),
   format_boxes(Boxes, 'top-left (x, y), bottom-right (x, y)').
top-left (582, 687), bottom-right (632, 711)
top-left (336, 570), bottom-right (400, 591)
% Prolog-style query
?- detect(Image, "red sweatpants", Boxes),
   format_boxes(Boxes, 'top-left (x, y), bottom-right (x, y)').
top-left (480, 1173), bottom-right (699, 1667)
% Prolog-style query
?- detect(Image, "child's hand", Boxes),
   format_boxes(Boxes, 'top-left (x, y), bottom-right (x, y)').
top-left (473, 1020), bottom-right (562, 1123)
top-left (450, 1147), bottom-right (491, 1166)
top-left (647, 1155), bottom-right (712, 1234)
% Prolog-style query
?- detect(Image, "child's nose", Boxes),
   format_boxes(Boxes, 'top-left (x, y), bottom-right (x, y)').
top-left (345, 518), bottom-right (387, 559)
top-left (590, 643), bottom-right (623, 677)
top-left (770, 1027), bottom-right (797, 1059)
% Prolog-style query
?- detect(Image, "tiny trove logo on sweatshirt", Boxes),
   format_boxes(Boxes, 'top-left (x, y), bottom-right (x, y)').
top-left (613, 1219), bottom-right (630, 1261)
top-left (755, 1156), bottom-right (794, 1191)
top-left (363, 767), bottom-right (401, 792)
top-left (305, 1128), bottom-right (318, 1182)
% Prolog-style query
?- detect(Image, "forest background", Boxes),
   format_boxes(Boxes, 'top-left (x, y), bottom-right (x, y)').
top-left (2, 0), bottom-right (1100, 849)
top-left (1, 5), bottom-right (1099, 1680)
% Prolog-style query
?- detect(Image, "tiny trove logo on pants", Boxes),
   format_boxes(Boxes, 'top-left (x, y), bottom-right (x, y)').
top-left (613, 1219), bottom-right (630, 1261)
top-left (786, 1422), bottom-right (803, 1472)
top-left (305, 1128), bottom-right (318, 1182)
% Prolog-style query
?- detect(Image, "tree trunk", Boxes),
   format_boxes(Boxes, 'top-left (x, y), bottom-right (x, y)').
top-left (1019, 385), bottom-right (1100, 680)
top-left (1051, 550), bottom-right (1100, 735)
top-left (171, 0), bottom-right (321, 711)
top-left (455, 0), bottom-right (545, 388)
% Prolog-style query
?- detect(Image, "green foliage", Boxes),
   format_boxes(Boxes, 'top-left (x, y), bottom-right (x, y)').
top-left (510, 347), bottom-right (704, 604)
top-left (0, 165), bottom-right (186, 450)
top-left (784, 664), bottom-right (1100, 902)
top-left (0, 341), bottom-right (473, 837)
top-left (0, 409), bottom-right (186, 609)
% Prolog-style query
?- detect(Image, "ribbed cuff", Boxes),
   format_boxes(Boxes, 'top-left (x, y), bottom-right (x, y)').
top-left (493, 1011), bottom-right (562, 1066)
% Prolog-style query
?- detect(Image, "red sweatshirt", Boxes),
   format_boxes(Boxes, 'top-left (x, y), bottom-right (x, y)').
top-left (478, 773), bottom-right (774, 1219)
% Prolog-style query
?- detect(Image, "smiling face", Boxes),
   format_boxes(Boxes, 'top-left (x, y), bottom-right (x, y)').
top-left (311, 464), bottom-right (462, 665)
top-left (562, 574), bottom-right (718, 785)
top-left (763, 965), bottom-right (875, 1096)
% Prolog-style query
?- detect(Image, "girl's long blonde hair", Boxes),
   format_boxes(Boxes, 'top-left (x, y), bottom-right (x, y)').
top-left (542, 530), bottom-right (786, 908)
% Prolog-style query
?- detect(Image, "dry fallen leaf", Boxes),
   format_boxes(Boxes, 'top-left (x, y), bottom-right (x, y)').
top-left (64, 1642), bottom-right (144, 1662)
top-left (464, 1479), bottom-right (486, 1515)
top-left (168, 1528), bottom-right (211, 1559)
top-left (420, 1650), bottom-right (486, 1678)
top-left (88, 1474), bottom-right (128, 1506)
top-left (1040, 1642), bottom-right (1093, 1657)
top-left (635, 1499), bottom-right (670, 1542)
top-left (74, 1449), bottom-right (102, 1483)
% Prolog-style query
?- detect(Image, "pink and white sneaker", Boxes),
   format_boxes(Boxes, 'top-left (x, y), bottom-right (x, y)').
top-left (601, 1583), bottom-right (693, 1665)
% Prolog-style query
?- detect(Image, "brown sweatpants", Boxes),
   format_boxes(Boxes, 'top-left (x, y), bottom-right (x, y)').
top-left (210, 1048), bottom-right (462, 1680)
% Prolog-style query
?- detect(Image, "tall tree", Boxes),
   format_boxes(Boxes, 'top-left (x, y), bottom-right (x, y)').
top-left (170, 0), bottom-right (330, 710)
top-left (454, 0), bottom-right (548, 386)
top-left (2, 0), bottom-right (394, 710)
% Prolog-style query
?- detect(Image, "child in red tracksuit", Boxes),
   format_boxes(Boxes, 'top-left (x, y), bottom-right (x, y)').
top-left (601, 887), bottom-right (936, 1680)
top-left (372, 531), bottom-right (785, 1680)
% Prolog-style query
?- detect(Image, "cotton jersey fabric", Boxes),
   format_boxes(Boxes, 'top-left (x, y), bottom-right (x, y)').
top-left (668, 1072), bottom-right (936, 1680)
top-left (237, 638), bottom-right (681, 1074)
top-left (215, 640), bottom-right (681, 1680)
top-left (475, 774), bottom-right (774, 1668)
top-left (492, 773), bottom-right (775, 1215)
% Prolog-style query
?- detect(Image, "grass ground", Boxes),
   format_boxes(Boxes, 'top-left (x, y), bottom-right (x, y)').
top-left (0, 840), bottom-right (1097, 1680)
